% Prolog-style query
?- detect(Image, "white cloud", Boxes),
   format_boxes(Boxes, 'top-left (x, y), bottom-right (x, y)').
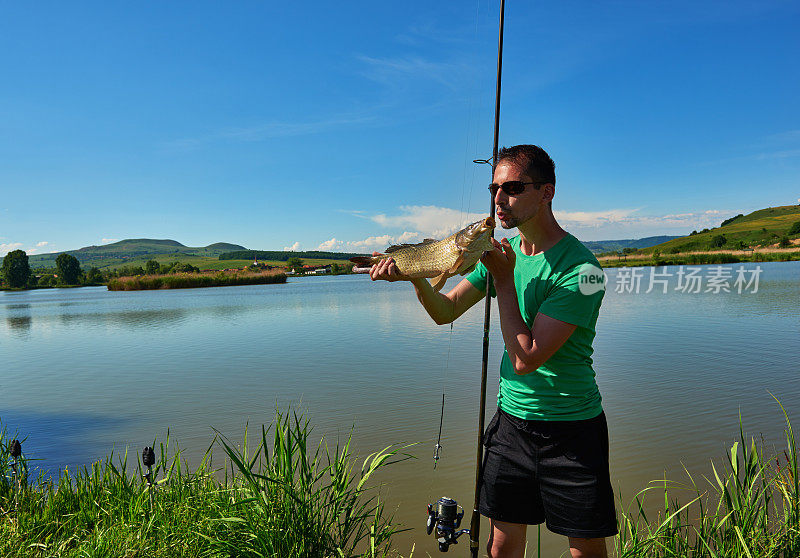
top-left (371, 205), bottom-right (487, 238)
top-left (283, 241), bottom-right (301, 252)
top-left (36, 241), bottom-right (49, 247)
top-left (348, 235), bottom-right (394, 251)
top-left (554, 208), bottom-right (728, 240)
top-left (316, 238), bottom-right (342, 251)
top-left (1, 242), bottom-right (23, 256)
top-left (316, 231), bottom-right (423, 253)
top-left (396, 231), bottom-right (421, 243)
top-left (102, 238), bottom-right (119, 244)
top-left (324, 204), bottom-right (730, 252)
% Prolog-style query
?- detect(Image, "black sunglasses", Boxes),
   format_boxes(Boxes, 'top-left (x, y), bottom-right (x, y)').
top-left (488, 180), bottom-right (544, 197)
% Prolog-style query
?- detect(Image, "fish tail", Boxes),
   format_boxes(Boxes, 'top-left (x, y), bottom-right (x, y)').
top-left (349, 256), bottom-right (374, 266)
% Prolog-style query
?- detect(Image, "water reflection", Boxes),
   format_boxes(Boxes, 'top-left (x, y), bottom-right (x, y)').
top-left (57, 307), bottom-right (191, 328)
top-left (2, 266), bottom-right (799, 557)
top-left (6, 315), bottom-right (32, 333)
top-left (1, 410), bottom-right (129, 477)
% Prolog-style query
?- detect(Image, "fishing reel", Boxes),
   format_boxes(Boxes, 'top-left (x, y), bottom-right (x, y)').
top-left (426, 497), bottom-right (469, 552)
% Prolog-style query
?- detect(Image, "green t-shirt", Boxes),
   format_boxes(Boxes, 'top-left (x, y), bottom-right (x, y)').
top-left (466, 233), bottom-right (605, 421)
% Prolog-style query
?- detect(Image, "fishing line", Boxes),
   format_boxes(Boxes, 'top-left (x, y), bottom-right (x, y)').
top-left (423, 1), bottom-right (504, 553)
top-left (433, 0), bottom-right (483, 477)
top-left (432, 322), bottom-right (454, 470)
top-left (458, 0), bottom-right (486, 230)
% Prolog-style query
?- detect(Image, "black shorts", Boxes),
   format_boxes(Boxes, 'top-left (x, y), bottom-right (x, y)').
top-left (479, 408), bottom-right (618, 539)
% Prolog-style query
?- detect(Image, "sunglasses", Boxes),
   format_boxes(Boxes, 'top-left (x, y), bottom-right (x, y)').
top-left (488, 180), bottom-right (545, 197)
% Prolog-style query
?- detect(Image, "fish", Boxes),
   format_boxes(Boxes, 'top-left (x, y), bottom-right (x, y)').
top-left (350, 217), bottom-right (495, 291)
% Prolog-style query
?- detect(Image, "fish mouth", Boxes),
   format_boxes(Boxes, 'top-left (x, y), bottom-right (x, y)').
top-left (483, 216), bottom-right (496, 229)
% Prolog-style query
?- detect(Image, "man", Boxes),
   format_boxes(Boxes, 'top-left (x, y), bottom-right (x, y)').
top-left (369, 144), bottom-right (616, 558)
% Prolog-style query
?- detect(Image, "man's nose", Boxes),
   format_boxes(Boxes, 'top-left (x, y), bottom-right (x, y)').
top-left (494, 187), bottom-right (507, 206)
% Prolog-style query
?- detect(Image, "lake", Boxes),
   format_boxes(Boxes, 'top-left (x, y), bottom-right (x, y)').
top-left (3, 261), bottom-right (799, 556)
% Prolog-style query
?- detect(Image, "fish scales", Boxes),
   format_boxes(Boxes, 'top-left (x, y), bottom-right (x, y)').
top-left (351, 217), bottom-right (495, 291)
top-left (388, 236), bottom-right (461, 278)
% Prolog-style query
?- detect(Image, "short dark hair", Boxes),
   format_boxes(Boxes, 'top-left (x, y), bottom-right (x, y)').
top-left (496, 144), bottom-right (555, 186)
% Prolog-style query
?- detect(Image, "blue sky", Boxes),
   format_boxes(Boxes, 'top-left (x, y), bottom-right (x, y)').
top-left (2, 1), bottom-right (799, 256)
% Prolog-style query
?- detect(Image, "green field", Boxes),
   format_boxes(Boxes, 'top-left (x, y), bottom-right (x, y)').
top-left (13, 237), bottom-right (358, 272)
top-left (96, 256), bottom-right (344, 272)
top-left (642, 205), bottom-right (800, 254)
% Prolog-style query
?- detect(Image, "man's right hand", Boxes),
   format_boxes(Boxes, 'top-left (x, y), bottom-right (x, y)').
top-left (369, 253), bottom-right (410, 282)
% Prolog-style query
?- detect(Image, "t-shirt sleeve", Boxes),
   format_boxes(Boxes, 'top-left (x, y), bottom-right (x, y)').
top-left (538, 263), bottom-right (604, 329)
top-left (465, 260), bottom-right (496, 297)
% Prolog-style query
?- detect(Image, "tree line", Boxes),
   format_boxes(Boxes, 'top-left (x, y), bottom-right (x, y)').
top-left (0, 251), bottom-right (212, 290)
top-left (1, 250), bottom-right (93, 288)
top-left (219, 250), bottom-right (365, 261)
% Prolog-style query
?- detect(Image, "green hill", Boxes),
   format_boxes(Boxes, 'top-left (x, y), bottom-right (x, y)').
top-left (26, 239), bottom-right (248, 269)
top-left (580, 235), bottom-right (680, 254)
top-left (644, 204), bottom-right (800, 253)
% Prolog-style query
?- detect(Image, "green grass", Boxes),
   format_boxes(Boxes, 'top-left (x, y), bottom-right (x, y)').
top-left (106, 270), bottom-right (287, 290)
top-left (642, 205), bottom-right (800, 254)
top-left (615, 398), bottom-right (799, 557)
top-left (199, 258), bottom-right (343, 271)
top-left (0, 410), bottom-right (412, 558)
top-left (602, 250), bottom-right (800, 268)
top-left (3, 405), bottom-right (796, 557)
top-left (93, 256), bottom-right (341, 272)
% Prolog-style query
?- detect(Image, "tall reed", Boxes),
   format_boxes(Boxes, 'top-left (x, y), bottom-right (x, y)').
top-left (615, 400), bottom-right (799, 557)
top-left (0, 409), bottom-right (410, 557)
top-left (107, 270), bottom-right (287, 291)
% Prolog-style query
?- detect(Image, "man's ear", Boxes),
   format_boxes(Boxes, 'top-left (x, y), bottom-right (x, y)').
top-left (540, 183), bottom-right (555, 205)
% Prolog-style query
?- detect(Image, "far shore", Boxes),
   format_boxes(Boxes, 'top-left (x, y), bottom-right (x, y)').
top-left (599, 247), bottom-right (800, 268)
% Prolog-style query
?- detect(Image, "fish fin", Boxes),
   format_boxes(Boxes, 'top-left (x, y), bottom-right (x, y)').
top-left (430, 272), bottom-right (449, 292)
top-left (350, 255), bottom-right (382, 266)
top-left (458, 261), bottom-right (478, 276)
top-left (385, 238), bottom-right (436, 253)
top-left (385, 244), bottom-right (413, 253)
top-left (447, 253), bottom-right (465, 274)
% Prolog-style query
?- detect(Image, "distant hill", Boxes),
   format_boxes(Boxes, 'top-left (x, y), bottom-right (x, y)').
top-left (642, 204), bottom-right (800, 253)
top-left (580, 236), bottom-right (681, 254)
top-left (25, 239), bottom-right (248, 269)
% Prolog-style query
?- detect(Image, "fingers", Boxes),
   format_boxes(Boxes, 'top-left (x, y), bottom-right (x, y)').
top-left (500, 238), bottom-right (515, 262)
top-left (369, 257), bottom-right (399, 281)
top-left (480, 238), bottom-right (515, 273)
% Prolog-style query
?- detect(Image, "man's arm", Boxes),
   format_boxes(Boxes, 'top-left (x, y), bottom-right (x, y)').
top-left (369, 256), bottom-right (484, 324)
top-left (495, 284), bottom-right (577, 374)
top-left (482, 238), bottom-right (577, 375)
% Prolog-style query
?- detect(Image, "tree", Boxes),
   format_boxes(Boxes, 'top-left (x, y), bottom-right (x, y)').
top-left (710, 234), bottom-right (727, 248)
top-left (1, 249), bottom-right (31, 288)
top-left (286, 257), bottom-right (304, 271)
top-left (779, 235), bottom-right (791, 248)
top-left (55, 253), bottom-right (82, 285)
top-left (789, 220), bottom-right (800, 236)
top-left (86, 267), bottom-right (104, 284)
top-left (145, 260), bottom-right (160, 275)
top-left (171, 262), bottom-right (199, 273)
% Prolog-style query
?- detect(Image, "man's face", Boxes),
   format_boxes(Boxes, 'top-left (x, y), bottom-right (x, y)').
top-left (492, 160), bottom-right (549, 229)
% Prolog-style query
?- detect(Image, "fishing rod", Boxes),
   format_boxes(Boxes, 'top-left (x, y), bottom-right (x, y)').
top-left (424, 0), bottom-right (506, 555)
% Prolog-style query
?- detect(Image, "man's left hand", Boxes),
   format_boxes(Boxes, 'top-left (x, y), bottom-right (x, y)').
top-left (481, 237), bottom-right (516, 285)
